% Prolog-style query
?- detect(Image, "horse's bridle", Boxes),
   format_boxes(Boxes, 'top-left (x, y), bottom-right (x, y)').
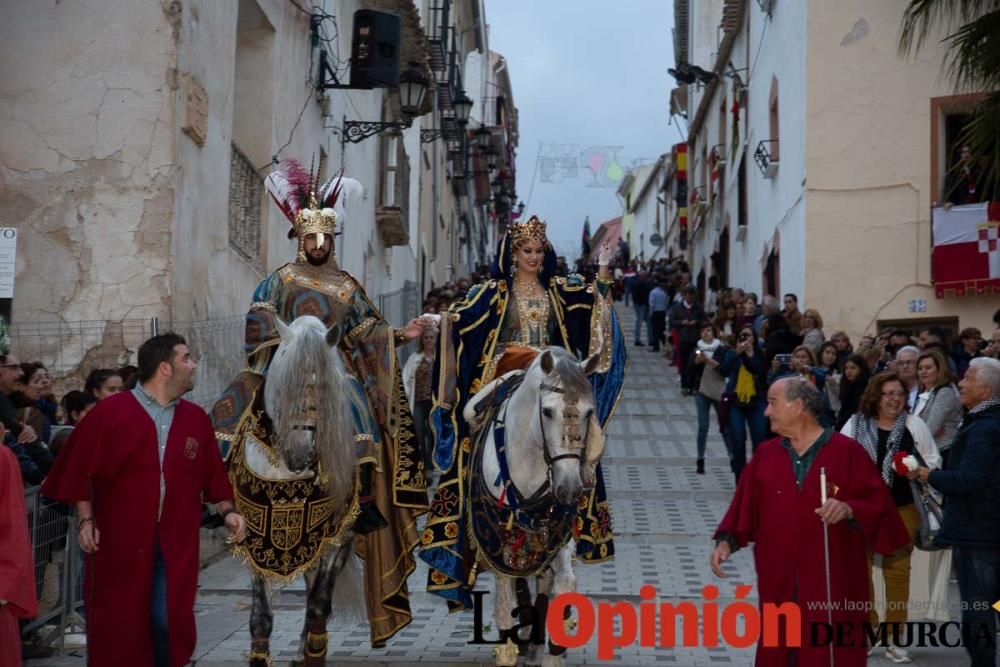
top-left (537, 382), bottom-right (588, 466)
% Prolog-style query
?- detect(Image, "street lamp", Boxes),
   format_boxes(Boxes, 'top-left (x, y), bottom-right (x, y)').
top-left (453, 90), bottom-right (473, 126)
top-left (484, 145), bottom-right (498, 171)
top-left (475, 125), bottom-right (492, 151)
top-left (398, 64), bottom-right (430, 117)
top-left (342, 63), bottom-right (429, 146)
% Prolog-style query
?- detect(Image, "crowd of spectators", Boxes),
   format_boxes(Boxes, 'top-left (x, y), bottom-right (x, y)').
top-left (596, 259), bottom-right (1000, 663)
top-left (1, 360), bottom-right (135, 489)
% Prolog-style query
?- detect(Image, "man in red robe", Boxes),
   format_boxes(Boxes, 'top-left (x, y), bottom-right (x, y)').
top-left (43, 334), bottom-right (246, 667)
top-left (0, 422), bottom-right (37, 667)
top-left (710, 377), bottom-right (910, 666)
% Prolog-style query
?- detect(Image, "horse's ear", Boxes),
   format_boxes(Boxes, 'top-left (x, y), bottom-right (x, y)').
top-left (540, 350), bottom-right (555, 375)
top-left (582, 353), bottom-right (601, 376)
top-left (325, 323), bottom-right (342, 347)
top-left (275, 316), bottom-right (293, 341)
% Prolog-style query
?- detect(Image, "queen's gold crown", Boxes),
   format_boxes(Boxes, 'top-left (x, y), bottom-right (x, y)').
top-left (509, 215), bottom-right (549, 248)
top-left (294, 192), bottom-right (336, 237)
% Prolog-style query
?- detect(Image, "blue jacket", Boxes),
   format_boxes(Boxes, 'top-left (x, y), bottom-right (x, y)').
top-left (930, 404), bottom-right (1000, 549)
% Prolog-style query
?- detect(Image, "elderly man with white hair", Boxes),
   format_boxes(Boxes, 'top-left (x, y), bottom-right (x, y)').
top-left (893, 345), bottom-right (921, 412)
top-left (913, 356), bottom-right (1000, 667)
top-left (711, 377), bottom-right (909, 666)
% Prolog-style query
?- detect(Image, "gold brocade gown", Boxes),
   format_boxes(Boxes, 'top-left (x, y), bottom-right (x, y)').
top-left (490, 290), bottom-right (555, 379)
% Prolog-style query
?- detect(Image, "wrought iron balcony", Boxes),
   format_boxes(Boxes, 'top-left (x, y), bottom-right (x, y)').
top-left (426, 0), bottom-right (450, 72)
top-left (753, 139), bottom-right (780, 179)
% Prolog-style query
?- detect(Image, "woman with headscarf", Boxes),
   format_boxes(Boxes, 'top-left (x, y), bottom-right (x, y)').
top-left (420, 215), bottom-right (627, 610)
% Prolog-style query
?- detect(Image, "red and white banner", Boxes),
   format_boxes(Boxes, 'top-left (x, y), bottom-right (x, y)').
top-left (932, 202), bottom-right (1000, 297)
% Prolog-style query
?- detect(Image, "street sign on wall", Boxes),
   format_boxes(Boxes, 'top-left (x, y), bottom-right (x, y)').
top-left (0, 228), bottom-right (16, 324)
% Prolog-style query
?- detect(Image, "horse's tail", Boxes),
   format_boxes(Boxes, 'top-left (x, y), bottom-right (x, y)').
top-left (332, 549), bottom-right (367, 625)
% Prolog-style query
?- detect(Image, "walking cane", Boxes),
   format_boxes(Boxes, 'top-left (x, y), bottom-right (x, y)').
top-left (820, 467), bottom-right (835, 666)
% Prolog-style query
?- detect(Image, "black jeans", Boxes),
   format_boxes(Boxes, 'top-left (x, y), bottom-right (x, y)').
top-left (953, 546), bottom-right (999, 666)
top-left (677, 340), bottom-right (697, 389)
top-left (650, 311), bottom-right (667, 351)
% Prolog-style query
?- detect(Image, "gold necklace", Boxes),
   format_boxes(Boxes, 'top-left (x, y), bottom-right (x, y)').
top-left (513, 278), bottom-right (542, 298)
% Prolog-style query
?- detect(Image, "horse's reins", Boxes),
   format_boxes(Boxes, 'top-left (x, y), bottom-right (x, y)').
top-left (488, 376), bottom-right (587, 510)
top-left (536, 382), bottom-right (587, 466)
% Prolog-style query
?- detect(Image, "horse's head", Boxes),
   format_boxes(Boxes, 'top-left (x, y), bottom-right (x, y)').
top-left (264, 316), bottom-right (351, 491)
top-left (533, 348), bottom-right (603, 505)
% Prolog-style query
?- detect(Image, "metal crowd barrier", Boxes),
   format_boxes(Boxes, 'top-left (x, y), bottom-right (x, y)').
top-left (20, 485), bottom-right (86, 652)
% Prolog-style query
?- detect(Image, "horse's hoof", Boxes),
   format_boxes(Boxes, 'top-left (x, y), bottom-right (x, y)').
top-left (541, 654), bottom-right (565, 667)
top-left (493, 637), bottom-right (520, 667)
top-left (248, 648), bottom-right (273, 667)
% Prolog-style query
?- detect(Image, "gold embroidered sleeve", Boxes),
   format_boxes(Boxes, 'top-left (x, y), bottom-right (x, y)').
top-left (588, 282), bottom-right (615, 374)
top-left (347, 317), bottom-right (379, 345)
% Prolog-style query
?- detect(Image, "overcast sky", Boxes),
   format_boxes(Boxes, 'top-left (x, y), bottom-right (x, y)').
top-left (486, 0), bottom-right (685, 259)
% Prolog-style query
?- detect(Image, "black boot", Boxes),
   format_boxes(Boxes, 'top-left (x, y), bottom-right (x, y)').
top-left (354, 462), bottom-right (388, 533)
top-left (696, 459), bottom-right (705, 475)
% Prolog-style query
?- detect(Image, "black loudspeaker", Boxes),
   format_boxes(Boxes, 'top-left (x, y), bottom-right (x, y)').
top-left (349, 9), bottom-right (401, 88)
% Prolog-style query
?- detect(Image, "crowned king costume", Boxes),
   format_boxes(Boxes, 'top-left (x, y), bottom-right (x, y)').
top-left (210, 161), bottom-right (427, 647)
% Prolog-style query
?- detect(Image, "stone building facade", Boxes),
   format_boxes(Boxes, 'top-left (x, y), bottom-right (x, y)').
top-left (2, 0), bottom-right (515, 395)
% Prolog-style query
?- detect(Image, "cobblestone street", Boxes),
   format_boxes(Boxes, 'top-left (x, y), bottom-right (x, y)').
top-left (31, 310), bottom-right (981, 666)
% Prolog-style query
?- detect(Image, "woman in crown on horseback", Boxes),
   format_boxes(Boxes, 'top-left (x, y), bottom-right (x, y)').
top-left (420, 215), bottom-right (627, 611)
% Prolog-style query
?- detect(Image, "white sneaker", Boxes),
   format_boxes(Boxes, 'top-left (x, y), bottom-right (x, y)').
top-left (885, 645), bottom-right (912, 663)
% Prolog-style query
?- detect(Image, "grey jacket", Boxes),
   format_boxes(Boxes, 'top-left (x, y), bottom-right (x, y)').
top-left (916, 385), bottom-right (962, 452)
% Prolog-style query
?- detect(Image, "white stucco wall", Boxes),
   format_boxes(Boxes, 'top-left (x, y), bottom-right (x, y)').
top-left (630, 164), bottom-right (662, 263)
top-left (733, 0), bottom-right (807, 300)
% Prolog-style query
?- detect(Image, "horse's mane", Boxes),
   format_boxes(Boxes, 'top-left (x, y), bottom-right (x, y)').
top-left (529, 347), bottom-right (592, 402)
top-left (266, 318), bottom-right (355, 502)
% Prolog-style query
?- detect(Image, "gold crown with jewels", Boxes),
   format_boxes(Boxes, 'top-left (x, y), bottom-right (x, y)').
top-left (293, 192), bottom-right (337, 238)
top-left (509, 215), bottom-right (550, 248)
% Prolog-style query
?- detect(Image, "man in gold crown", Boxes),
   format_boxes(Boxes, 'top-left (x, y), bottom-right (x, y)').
top-left (420, 215), bottom-right (627, 610)
top-left (210, 160), bottom-right (429, 654)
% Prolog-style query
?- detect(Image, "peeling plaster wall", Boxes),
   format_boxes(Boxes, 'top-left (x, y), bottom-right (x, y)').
top-left (1, 0), bottom-right (177, 325)
top-left (2, 0), bottom-right (425, 369)
top-left (805, 0), bottom-right (996, 337)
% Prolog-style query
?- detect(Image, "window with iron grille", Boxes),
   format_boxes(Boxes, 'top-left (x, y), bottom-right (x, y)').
top-left (228, 143), bottom-right (263, 268)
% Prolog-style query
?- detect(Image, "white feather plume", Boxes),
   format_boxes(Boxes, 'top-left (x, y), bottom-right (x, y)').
top-left (320, 176), bottom-right (364, 229)
top-left (264, 170), bottom-right (298, 224)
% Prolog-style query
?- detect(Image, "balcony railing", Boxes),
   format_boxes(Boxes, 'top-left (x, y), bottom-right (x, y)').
top-left (426, 0), bottom-right (450, 72)
top-left (753, 139), bottom-right (780, 179)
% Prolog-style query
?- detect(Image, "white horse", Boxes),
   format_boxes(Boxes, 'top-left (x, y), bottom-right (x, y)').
top-left (242, 315), bottom-right (364, 667)
top-left (464, 347), bottom-right (605, 667)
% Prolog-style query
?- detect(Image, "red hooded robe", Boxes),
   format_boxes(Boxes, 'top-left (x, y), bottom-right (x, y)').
top-left (714, 432), bottom-right (911, 667)
top-left (42, 391), bottom-right (233, 667)
top-left (0, 445), bottom-right (37, 667)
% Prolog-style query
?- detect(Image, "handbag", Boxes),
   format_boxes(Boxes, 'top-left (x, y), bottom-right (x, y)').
top-left (698, 365), bottom-right (726, 402)
top-left (909, 479), bottom-right (944, 551)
